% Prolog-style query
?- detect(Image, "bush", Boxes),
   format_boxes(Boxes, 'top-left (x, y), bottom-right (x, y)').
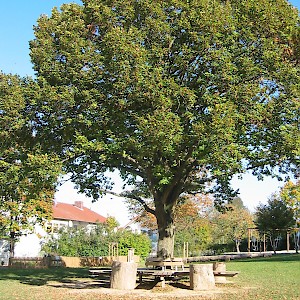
top-left (117, 230), bottom-right (152, 258)
top-left (42, 225), bottom-right (151, 258)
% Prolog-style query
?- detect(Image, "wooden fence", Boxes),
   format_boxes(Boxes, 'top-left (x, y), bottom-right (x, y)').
top-left (9, 257), bottom-right (49, 269)
top-left (9, 255), bottom-right (140, 269)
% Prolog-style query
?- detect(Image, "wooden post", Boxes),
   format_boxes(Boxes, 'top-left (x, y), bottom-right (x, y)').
top-left (183, 242), bottom-right (189, 261)
top-left (190, 264), bottom-right (215, 290)
top-left (187, 242), bottom-right (189, 260)
top-left (213, 262), bottom-right (227, 283)
top-left (127, 248), bottom-right (135, 262)
top-left (110, 261), bottom-right (137, 290)
top-left (248, 228), bottom-right (251, 253)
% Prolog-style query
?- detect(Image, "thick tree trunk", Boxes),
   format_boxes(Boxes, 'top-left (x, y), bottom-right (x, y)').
top-left (155, 203), bottom-right (175, 258)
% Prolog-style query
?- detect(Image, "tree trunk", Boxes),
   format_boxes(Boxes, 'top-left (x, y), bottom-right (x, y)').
top-left (270, 236), bottom-right (277, 254)
top-left (235, 239), bottom-right (240, 253)
top-left (155, 203), bottom-right (175, 258)
top-left (9, 232), bottom-right (16, 259)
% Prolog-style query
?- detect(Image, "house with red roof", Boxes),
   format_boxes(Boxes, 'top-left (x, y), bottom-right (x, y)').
top-left (10, 201), bottom-right (107, 259)
top-left (49, 201), bottom-right (106, 233)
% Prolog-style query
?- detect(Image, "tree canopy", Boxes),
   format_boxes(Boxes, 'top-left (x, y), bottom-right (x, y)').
top-left (28, 0), bottom-right (300, 257)
top-left (255, 195), bottom-right (295, 252)
top-left (0, 73), bottom-right (61, 256)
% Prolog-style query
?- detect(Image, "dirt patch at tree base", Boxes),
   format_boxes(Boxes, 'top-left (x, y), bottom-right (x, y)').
top-left (49, 279), bottom-right (242, 300)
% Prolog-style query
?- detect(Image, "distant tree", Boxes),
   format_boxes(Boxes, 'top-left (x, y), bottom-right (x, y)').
top-left (29, 0), bottom-right (300, 257)
top-left (255, 196), bottom-right (295, 253)
top-left (229, 197), bottom-right (247, 210)
top-left (280, 181), bottom-right (300, 226)
top-left (104, 216), bottom-right (120, 233)
top-left (173, 195), bottom-right (213, 256)
top-left (0, 73), bottom-right (61, 257)
top-left (279, 181), bottom-right (300, 252)
top-left (211, 199), bottom-right (254, 252)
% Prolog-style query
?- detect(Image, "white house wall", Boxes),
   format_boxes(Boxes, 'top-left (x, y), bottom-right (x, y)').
top-left (14, 234), bottom-right (43, 257)
top-left (13, 220), bottom-right (99, 257)
top-left (0, 239), bottom-right (10, 266)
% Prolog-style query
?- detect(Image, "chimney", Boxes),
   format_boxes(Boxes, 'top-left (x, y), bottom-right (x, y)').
top-left (74, 201), bottom-right (84, 210)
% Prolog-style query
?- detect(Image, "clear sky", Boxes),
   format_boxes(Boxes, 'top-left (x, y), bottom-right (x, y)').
top-left (1, 0), bottom-right (299, 225)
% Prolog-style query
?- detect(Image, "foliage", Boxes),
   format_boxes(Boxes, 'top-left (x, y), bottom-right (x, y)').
top-left (43, 222), bottom-right (151, 258)
top-left (173, 195), bottom-right (213, 256)
top-left (28, 0), bottom-right (300, 257)
top-left (209, 198), bottom-right (254, 252)
top-left (211, 200), bottom-right (254, 252)
top-left (174, 222), bottom-right (212, 257)
top-left (117, 230), bottom-right (152, 257)
top-left (255, 195), bottom-right (295, 252)
top-left (280, 180), bottom-right (300, 226)
top-left (104, 216), bottom-right (120, 233)
top-left (0, 73), bottom-right (61, 255)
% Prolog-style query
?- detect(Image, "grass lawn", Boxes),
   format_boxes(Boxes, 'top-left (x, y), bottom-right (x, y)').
top-left (224, 253), bottom-right (300, 300)
top-left (0, 253), bottom-right (299, 300)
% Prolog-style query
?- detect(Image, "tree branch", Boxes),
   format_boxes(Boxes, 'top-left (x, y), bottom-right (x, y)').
top-left (99, 189), bottom-right (156, 216)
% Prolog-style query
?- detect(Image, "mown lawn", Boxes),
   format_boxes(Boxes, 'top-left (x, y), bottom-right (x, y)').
top-left (224, 253), bottom-right (300, 300)
top-left (0, 254), bottom-right (299, 300)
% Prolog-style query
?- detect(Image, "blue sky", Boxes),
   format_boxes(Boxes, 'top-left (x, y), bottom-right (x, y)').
top-left (0, 0), bottom-right (299, 224)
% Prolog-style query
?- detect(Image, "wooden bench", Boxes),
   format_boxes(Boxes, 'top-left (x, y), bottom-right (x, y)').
top-left (89, 268), bottom-right (112, 277)
top-left (213, 271), bottom-right (239, 277)
top-left (137, 269), bottom-right (189, 288)
top-left (145, 257), bottom-right (185, 271)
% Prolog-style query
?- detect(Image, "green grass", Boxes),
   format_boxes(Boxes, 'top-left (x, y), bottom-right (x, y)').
top-left (0, 254), bottom-right (299, 300)
top-left (0, 267), bottom-right (94, 300)
top-left (224, 254), bottom-right (300, 300)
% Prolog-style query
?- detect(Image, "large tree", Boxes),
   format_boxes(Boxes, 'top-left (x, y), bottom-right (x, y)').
top-left (29, 0), bottom-right (299, 257)
top-left (0, 73), bottom-right (61, 257)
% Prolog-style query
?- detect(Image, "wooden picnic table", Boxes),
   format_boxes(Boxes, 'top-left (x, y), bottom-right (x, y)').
top-left (89, 260), bottom-right (239, 289)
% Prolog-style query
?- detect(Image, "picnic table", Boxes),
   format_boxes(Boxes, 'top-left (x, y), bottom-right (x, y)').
top-left (89, 259), bottom-right (239, 289)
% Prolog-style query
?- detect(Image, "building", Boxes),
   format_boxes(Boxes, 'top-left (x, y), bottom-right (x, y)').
top-left (10, 201), bottom-right (107, 259)
top-left (49, 200), bottom-right (107, 233)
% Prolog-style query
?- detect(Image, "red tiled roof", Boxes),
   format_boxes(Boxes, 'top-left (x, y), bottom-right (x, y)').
top-left (53, 202), bottom-right (106, 224)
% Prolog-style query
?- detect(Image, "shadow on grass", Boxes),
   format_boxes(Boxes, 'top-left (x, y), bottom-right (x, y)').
top-left (47, 279), bottom-right (110, 289)
top-left (0, 267), bottom-right (92, 287)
